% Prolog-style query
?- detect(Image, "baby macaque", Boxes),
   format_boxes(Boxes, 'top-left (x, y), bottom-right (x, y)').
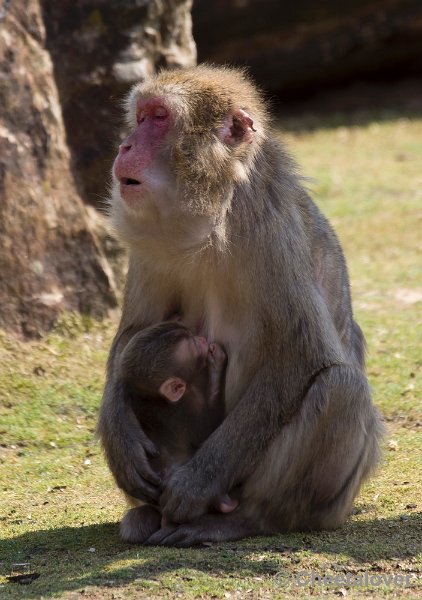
top-left (118, 321), bottom-right (237, 543)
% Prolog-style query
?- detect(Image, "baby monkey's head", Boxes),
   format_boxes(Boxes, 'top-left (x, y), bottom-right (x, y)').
top-left (119, 322), bottom-right (210, 403)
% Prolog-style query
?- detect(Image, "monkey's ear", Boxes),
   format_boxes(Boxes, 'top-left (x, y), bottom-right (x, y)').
top-left (159, 377), bottom-right (186, 403)
top-left (222, 109), bottom-right (256, 146)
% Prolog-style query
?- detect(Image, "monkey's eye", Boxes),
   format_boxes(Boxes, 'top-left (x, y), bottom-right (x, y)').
top-left (137, 114), bottom-right (146, 124)
top-left (153, 106), bottom-right (168, 120)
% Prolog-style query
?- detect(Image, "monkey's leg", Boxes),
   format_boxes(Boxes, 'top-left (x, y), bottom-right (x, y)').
top-left (144, 511), bottom-right (265, 547)
top-left (241, 365), bottom-right (384, 532)
top-left (301, 366), bottom-right (384, 530)
top-left (120, 505), bottom-right (162, 543)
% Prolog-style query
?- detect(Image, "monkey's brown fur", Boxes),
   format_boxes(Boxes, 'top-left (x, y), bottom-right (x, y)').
top-left (98, 65), bottom-right (384, 547)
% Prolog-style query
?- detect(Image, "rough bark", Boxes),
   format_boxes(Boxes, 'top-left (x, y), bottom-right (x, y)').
top-left (193, 0), bottom-right (422, 96)
top-left (0, 0), bottom-right (117, 337)
top-left (41, 0), bottom-right (196, 207)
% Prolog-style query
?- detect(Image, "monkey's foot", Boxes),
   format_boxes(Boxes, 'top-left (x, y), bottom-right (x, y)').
top-left (144, 513), bottom-right (260, 547)
top-left (121, 505), bottom-right (161, 543)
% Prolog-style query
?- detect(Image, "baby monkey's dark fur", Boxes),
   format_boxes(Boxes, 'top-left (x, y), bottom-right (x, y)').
top-left (118, 322), bottom-right (228, 543)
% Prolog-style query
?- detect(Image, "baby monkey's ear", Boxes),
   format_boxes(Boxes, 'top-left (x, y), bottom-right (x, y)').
top-left (159, 377), bottom-right (186, 403)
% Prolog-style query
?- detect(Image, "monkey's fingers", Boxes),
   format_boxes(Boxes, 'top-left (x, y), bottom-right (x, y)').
top-left (119, 444), bottom-right (162, 502)
top-left (207, 342), bottom-right (227, 367)
top-left (145, 514), bottom-right (251, 547)
top-left (161, 494), bottom-right (207, 524)
top-left (145, 523), bottom-right (212, 548)
top-left (144, 524), bottom-right (179, 546)
top-left (160, 466), bottom-right (212, 522)
top-left (133, 444), bottom-right (161, 486)
top-left (138, 430), bottom-right (160, 458)
top-left (122, 466), bottom-right (161, 502)
top-left (117, 465), bottom-right (160, 503)
top-left (127, 480), bottom-right (160, 503)
top-left (159, 493), bottom-right (183, 521)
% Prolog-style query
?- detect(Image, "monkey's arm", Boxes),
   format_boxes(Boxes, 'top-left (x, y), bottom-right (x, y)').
top-left (98, 376), bottom-right (162, 501)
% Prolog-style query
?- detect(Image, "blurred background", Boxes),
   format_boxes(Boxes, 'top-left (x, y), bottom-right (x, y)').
top-left (0, 0), bottom-right (421, 336)
top-left (193, 0), bottom-right (422, 98)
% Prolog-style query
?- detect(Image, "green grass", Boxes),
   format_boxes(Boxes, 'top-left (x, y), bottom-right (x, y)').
top-left (1, 109), bottom-right (421, 599)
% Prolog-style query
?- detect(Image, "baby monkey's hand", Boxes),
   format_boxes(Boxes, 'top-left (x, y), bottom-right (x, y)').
top-left (207, 343), bottom-right (227, 401)
top-left (208, 342), bottom-right (227, 369)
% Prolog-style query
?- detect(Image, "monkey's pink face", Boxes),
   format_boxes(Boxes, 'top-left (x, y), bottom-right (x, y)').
top-left (113, 97), bottom-right (176, 210)
top-left (113, 89), bottom-right (257, 219)
top-left (175, 335), bottom-right (209, 370)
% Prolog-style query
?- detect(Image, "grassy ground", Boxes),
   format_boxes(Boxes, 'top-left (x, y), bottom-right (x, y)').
top-left (1, 102), bottom-right (421, 599)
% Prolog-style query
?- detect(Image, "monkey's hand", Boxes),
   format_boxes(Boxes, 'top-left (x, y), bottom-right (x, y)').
top-left (207, 342), bottom-right (227, 401)
top-left (109, 432), bottom-right (162, 503)
top-left (208, 342), bottom-right (227, 368)
top-left (160, 461), bottom-right (225, 523)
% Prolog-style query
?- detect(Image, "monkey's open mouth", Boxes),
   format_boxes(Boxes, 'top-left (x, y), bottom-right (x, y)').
top-left (122, 177), bottom-right (141, 185)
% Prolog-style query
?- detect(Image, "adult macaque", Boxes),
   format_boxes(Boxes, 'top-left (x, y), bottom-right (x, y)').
top-left (98, 65), bottom-right (384, 546)
top-left (118, 321), bottom-right (237, 543)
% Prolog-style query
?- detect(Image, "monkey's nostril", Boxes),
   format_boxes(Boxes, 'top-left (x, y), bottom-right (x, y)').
top-left (119, 142), bottom-right (132, 152)
top-left (122, 178), bottom-right (141, 185)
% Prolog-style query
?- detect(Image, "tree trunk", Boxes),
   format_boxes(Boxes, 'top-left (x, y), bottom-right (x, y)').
top-left (41, 0), bottom-right (196, 207)
top-left (0, 0), bottom-right (117, 337)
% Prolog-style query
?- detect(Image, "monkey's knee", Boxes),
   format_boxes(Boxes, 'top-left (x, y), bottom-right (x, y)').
top-left (120, 505), bottom-right (161, 544)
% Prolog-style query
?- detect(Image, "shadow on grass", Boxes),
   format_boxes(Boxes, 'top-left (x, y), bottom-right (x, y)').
top-left (1, 513), bottom-right (421, 597)
top-left (273, 78), bottom-right (422, 132)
